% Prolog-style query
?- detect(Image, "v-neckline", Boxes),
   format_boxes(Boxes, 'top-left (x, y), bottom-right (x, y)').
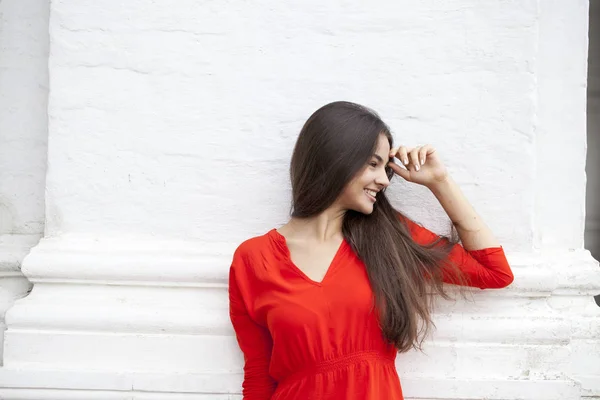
top-left (269, 228), bottom-right (347, 286)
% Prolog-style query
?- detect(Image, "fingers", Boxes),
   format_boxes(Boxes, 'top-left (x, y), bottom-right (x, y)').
top-left (387, 160), bottom-right (410, 180)
top-left (390, 144), bottom-right (434, 176)
top-left (390, 146), bottom-right (409, 166)
top-left (409, 148), bottom-right (420, 171)
top-left (418, 145), bottom-right (429, 166)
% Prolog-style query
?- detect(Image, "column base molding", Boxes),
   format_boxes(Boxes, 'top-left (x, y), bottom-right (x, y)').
top-left (0, 234), bottom-right (39, 363)
top-left (2, 235), bottom-right (599, 398)
top-left (0, 371), bottom-right (586, 400)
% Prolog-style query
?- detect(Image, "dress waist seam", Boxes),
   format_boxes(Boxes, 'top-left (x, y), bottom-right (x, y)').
top-left (278, 350), bottom-right (395, 387)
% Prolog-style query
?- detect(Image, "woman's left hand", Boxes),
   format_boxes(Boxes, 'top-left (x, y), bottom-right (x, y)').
top-left (388, 144), bottom-right (449, 188)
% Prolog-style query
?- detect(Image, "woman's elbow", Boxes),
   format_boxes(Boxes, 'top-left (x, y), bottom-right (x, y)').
top-left (481, 269), bottom-right (514, 289)
top-left (495, 269), bottom-right (514, 288)
top-left (501, 272), bottom-right (514, 288)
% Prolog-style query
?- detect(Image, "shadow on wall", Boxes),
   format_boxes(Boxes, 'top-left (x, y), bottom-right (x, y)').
top-left (0, 201), bottom-right (15, 234)
top-left (586, 0), bottom-right (600, 262)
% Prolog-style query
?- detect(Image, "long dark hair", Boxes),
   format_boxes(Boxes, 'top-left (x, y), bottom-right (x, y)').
top-left (290, 101), bottom-right (464, 352)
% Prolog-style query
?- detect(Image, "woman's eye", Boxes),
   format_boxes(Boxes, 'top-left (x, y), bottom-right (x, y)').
top-left (370, 162), bottom-right (378, 167)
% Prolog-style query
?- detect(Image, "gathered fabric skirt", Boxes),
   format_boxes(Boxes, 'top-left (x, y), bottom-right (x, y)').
top-left (271, 350), bottom-right (404, 400)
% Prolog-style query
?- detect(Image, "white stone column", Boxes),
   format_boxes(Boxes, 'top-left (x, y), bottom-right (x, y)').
top-left (0, 0), bottom-right (598, 399)
top-left (0, 0), bottom-right (48, 365)
top-left (1, 0), bottom-right (257, 397)
top-left (533, 1), bottom-right (600, 396)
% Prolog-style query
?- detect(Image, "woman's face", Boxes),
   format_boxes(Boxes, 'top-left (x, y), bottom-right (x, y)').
top-left (336, 134), bottom-right (391, 215)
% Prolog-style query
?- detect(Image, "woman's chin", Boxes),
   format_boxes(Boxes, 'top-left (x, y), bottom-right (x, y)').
top-left (355, 203), bottom-right (375, 215)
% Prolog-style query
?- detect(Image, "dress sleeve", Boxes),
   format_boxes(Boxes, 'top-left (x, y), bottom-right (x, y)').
top-left (401, 216), bottom-right (514, 289)
top-left (229, 254), bottom-right (277, 399)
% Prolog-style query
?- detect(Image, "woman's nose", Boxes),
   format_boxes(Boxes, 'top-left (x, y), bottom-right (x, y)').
top-left (376, 170), bottom-right (390, 188)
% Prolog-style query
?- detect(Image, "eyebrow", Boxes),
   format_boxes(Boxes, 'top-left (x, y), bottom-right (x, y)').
top-left (372, 154), bottom-right (384, 162)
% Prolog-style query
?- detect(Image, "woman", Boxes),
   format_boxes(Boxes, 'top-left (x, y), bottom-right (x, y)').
top-left (229, 101), bottom-right (514, 400)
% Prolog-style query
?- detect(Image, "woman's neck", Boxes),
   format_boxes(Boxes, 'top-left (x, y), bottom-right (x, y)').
top-left (282, 207), bottom-right (346, 243)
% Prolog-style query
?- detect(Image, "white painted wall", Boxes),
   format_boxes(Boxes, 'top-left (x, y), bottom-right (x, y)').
top-left (0, 0), bottom-right (599, 399)
top-left (0, 0), bottom-right (48, 364)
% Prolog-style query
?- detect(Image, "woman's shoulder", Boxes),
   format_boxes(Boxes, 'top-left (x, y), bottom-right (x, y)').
top-left (395, 212), bottom-right (439, 243)
top-left (395, 212), bottom-right (418, 233)
top-left (232, 229), bottom-right (278, 264)
top-left (230, 229), bottom-right (281, 283)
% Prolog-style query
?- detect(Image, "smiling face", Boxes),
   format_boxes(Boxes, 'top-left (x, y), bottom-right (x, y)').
top-left (290, 101), bottom-right (395, 218)
top-left (335, 134), bottom-right (392, 215)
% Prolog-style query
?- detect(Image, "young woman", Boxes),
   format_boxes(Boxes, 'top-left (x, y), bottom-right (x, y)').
top-left (229, 101), bottom-right (514, 400)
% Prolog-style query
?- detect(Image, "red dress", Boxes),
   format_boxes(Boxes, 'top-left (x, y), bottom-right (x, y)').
top-left (229, 217), bottom-right (514, 400)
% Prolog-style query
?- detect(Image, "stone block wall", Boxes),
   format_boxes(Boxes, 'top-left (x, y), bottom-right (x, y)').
top-left (0, 1), bottom-right (598, 399)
